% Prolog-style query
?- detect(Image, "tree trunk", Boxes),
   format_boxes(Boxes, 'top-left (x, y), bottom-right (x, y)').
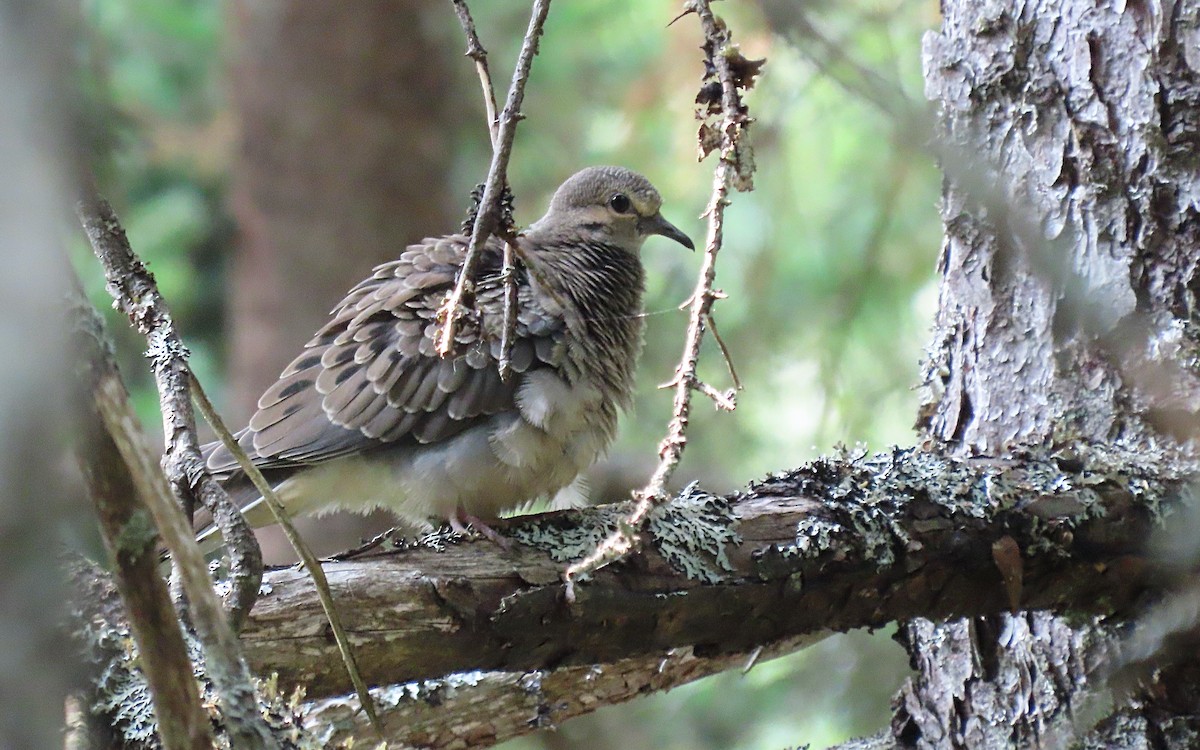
top-left (893, 0), bottom-right (1200, 747)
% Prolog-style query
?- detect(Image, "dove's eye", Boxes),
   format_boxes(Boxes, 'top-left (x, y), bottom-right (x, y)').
top-left (608, 193), bottom-right (633, 214)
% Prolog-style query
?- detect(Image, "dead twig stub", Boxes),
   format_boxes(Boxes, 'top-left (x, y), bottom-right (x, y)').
top-left (706, 309), bottom-right (743, 391)
top-left (436, 0), bottom-right (552, 358)
top-left (563, 0), bottom-right (762, 595)
top-left (498, 238), bottom-right (521, 381)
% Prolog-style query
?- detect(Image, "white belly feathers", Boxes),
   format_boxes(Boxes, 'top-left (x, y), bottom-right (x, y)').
top-left (266, 369), bottom-right (608, 526)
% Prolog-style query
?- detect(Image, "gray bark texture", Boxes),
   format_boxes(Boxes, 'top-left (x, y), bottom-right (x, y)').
top-left (920, 0), bottom-right (1200, 452)
top-left (238, 452), bottom-right (1178, 697)
top-left (889, 0), bottom-right (1200, 748)
top-left (224, 445), bottom-right (1188, 748)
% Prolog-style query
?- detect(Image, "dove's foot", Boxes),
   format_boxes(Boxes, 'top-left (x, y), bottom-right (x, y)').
top-left (449, 508), bottom-right (512, 551)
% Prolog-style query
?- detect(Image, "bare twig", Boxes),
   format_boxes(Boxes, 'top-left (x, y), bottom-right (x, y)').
top-left (77, 193), bottom-right (279, 749)
top-left (706, 310), bottom-right (742, 391)
top-left (76, 188), bottom-right (262, 628)
top-left (741, 645), bottom-right (765, 675)
top-left (189, 374), bottom-right (384, 737)
top-left (450, 0), bottom-right (499, 148)
top-left (436, 0), bottom-right (551, 357)
top-left (498, 239), bottom-right (520, 380)
top-left (563, 0), bottom-right (756, 593)
top-left (686, 375), bottom-right (737, 411)
top-left (72, 297), bottom-right (214, 750)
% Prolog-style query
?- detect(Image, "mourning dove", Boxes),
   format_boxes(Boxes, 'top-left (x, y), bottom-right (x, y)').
top-left (200, 166), bottom-right (693, 549)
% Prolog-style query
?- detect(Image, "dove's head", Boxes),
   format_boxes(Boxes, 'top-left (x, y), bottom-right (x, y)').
top-left (529, 166), bottom-right (694, 253)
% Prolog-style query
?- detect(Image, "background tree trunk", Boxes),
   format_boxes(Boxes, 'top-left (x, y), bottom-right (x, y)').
top-left (0, 5), bottom-right (81, 747)
top-left (893, 0), bottom-right (1200, 746)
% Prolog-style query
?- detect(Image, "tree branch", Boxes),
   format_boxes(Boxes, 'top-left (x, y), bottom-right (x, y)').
top-left (305, 637), bottom-right (816, 748)
top-left (81, 185), bottom-right (382, 736)
top-left (76, 187), bottom-right (263, 626)
top-left (76, 193), bottom-right (279, 749)
top-left (450, 0), bottom-right (499, 148)
top-left (233, 446), bottom-right (1192, 747)
top-left (448, 0), bottom-right (525, 382)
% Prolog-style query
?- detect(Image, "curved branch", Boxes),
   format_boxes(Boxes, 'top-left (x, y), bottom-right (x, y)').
top-left (72, 298), bottom-right (213, 749)
top-left (77, 192), bottom-right (277, 748)
top-left (76, 188), bottom-right (263, 626)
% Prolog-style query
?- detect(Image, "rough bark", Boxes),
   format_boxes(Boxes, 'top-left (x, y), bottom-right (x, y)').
top-left (896, 1), bottom-right (1200, 747)
top-left (304, 637), bottom-right (814, 748)
top-left (79, 190), bottom-right (263, 628)
top-left (919, 0), bottom-right (1200, 452)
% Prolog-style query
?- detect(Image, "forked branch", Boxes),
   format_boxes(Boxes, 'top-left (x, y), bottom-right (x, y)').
top-left (436, 0), bottom-right (552, 358)
top-left (450, 0), bottom-right (500, 148)
top-left (78, 189), bottom-right (380, 739)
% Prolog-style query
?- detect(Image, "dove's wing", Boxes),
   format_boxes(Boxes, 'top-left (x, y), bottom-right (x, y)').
top-left (204, 234), bottom-right (567, 477)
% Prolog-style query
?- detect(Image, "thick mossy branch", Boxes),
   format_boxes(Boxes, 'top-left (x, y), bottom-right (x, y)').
top-left (80, 444), bottom-right (1194, 749)
top-left (238, 443), bottom-right (1193, 706)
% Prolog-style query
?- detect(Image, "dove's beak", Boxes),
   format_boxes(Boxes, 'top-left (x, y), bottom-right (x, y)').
top-left (641, 213), bottom-right (695, 251)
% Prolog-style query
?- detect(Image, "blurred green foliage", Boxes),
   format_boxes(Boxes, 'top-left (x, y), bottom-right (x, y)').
top-left (79, 0), bottom-right (941, 746)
